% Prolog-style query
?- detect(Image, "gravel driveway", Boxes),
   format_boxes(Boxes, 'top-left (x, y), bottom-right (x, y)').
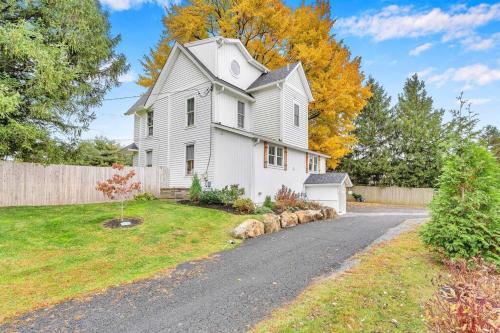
top-left (1, 207), bottom-right (428, 333)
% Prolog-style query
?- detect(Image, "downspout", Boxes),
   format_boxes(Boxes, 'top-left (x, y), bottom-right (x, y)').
top-left (204, 84), bottom-right (214, 187)
top-left (251, 138), bottom-right (261, 202)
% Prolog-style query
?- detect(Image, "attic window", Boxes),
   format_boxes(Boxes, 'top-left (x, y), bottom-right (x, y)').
top-left (230, 60), bottom-right (240, 76)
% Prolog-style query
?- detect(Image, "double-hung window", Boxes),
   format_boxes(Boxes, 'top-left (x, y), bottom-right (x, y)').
top-left (187, 97), bottom-right (195, 126)
top-left (309, 155), bottom-right (318, 173)
top-left (293, 103), bottom-right (299, 126)
top-left (146, 150), bottom-right (153, 167)
top-left (186, 144), bottom-right (194, 175)
top-left (237, 101), bottom-right (245, 128)
top-left (147, 110), bottom-right (154, 136)
top-left (268, 145), bottom-right (283, 167)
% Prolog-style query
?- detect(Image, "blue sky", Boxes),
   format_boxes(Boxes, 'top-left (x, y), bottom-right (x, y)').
top-left (91, 0), bottom-right (500, 144)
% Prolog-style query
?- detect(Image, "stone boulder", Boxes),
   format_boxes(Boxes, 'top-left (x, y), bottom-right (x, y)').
top-left (262, 213), bottom-right (281, 234)
top-left (321, 207), bottom-right (337, 220)
top-left (231, 219), bottom-right (265, 239)
top-left (296, 210), bottom-right (315, 224)
top-left (311, 209), bottom-right (324, 220)
top-left (280, 211), bottom-right (298, 228)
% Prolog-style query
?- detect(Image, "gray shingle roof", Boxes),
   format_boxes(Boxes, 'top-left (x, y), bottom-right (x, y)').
top-left (125, 87), bottom-right (152, 115)
top-left (247, 62), bottom-right (299, 90)
top-left (304, 172), bottom-right (351, 185)
top-left (123, 143), bottom-right (138, 151)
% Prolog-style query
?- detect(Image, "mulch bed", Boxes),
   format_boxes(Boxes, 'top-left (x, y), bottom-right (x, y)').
top-left (103, 217), bottom-right (143, 229)
top-left (178, 200), bottom-right (242, 214)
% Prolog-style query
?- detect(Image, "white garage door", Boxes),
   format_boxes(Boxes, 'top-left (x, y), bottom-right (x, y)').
top-left (305, 184), bottom-right (346, 215)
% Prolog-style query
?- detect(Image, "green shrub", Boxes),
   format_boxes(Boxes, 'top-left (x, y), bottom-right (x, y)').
top-left (134, 192), bottom-right (157, 201)
top-left (255, 206), bottom-right (273, 214)
top-left (189, 173), bottom-right (202, 202)
top-left (220, 184), bottom-right (244, 205)
top-left (199, 190), bottom-right (223, 205)
top-left (421, 141), bottom-right (499, 262)
top-left (263, 195), bottom-right (273, 209)
top-left (233, 198), bottom-right (255, 214)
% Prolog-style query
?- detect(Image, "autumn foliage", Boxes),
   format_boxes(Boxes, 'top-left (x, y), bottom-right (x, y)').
top-left (96, 163), bottom-right (141, 220)
top-left (139, 0), bottom-right (371, 168)
top-left (424, 259), bottom-right (499, 333)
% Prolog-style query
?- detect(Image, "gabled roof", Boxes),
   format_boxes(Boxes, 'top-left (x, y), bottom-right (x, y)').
top-left (124, 42), bottom-right (255, 115)
top-left (247, 62), bottom-right (314, 101)
top-left (304, 173), bottom-right (353, 187)
top-left (123, 142), bottom-right (138, 151)
top-left (247, 63), bottom-right (299, 90)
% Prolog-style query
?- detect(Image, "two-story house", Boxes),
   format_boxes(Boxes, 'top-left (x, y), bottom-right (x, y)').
top-left (125, 37), bottom-right (351, 213)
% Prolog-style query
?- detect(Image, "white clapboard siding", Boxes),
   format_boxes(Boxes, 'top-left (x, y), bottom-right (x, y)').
top-left (251, 86), bottom-right (282, 141)
top-left (0, 162), bottom-right (168, 207)
top-left (282, 71), bottom-right (309, 149)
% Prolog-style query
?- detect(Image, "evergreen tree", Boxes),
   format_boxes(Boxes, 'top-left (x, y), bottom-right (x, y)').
top-left (391, 74), bottom-right (444, 188)
top-left (421, 140), bottom-right (499, 262)
top-left (479, 125), bottom-right (500, 161)
top-left (0, 0), bottom-right (128, 161)
top-left (339, 77), bottom-right (393, 185)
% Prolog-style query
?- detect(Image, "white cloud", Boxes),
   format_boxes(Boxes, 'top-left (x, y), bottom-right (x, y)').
top-left (337, 4), bottom-right (500, 43)
top-left (99, 0), bottom-right (177, 11)
top-left (411, 67), bottom-right (435, 78)
top-left (460, 33), bottom-right (500, 51)
top-left (467, 98), bottom-right (492, 105)
top-left (409, 42), bottom-right (433, 56)
top-left (118, 70), bottom-right (138, 83)
top-left (428, 63), bottom-right (500, 88)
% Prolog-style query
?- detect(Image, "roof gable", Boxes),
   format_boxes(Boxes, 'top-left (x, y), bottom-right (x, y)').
top-left (304, 173), bottom-right (353, 186)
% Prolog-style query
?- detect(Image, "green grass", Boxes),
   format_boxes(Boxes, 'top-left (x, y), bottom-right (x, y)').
top-left (252, 229), bottom-right (443, 333)
top-left (0, 200), bottom-right (251, 322)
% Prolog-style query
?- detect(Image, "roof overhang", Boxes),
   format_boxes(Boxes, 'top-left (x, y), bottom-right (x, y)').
top-left (212, 123), bottom-right (330, 158)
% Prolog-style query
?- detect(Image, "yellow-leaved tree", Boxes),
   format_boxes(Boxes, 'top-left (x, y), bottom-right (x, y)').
top-left (138, 0), bottom-right (371, 168)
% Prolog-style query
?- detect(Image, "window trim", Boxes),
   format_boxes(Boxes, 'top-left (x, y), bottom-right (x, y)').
top-left (185, 144), bottom-right (195, 176)
top-left (293, 102), bottom-right (300, 127)
top-left (237, 101), bottom-right (245, 129)
top-left (186, 97), bottom-right (195, 127)
top-left (147, 110), bottom-right (154, 136)
top-left (308, 155), bottom-right (319, 173)
top-left (145, 149), bottom-right (153, 167)
top-left (268, 144), bottom-right (284, 168)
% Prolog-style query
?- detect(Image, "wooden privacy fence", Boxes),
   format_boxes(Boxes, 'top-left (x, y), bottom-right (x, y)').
top-left (348, 185), bottom-right (434, 206)
top-left (0, 161), bottom-right (168, 207)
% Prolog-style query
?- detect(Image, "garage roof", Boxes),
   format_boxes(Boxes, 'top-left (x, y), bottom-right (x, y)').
top-left (304, 173), bottom-right (353, 187)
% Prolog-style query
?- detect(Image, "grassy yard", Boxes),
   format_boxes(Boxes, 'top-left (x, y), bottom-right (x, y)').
top-left (0, 200), bottom-right (250, 322)
top-left (253, 229), bottom-right (443, 333)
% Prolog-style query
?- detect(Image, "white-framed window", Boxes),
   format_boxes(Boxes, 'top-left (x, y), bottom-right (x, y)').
top-left (268, 144), bottom-right (283, 167)
top-left (309, 155), bottom-right (318, 173)
top-left (146, 150), bottom-right (153, 167)
top-left (186, 97), bottom-right (195, 126)
top-left (147, 110), bottom-right (154, 136)
top-left (185, 144), bottom-right (194, 175)
top-left (293, 102), bottom-right (299, 126)
top-left (237, 101), bottom-right (245, 128)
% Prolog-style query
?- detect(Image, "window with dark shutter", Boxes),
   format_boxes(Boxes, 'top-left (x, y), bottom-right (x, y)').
top-left (147, 110), bottom-right (154, 136)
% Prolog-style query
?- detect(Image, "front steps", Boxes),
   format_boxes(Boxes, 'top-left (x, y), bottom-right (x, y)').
top-left (160, 188), bottom-right (189, 200)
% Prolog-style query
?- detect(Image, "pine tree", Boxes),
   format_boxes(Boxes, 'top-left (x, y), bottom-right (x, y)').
top-left (138, 0), bottom-right (371, 168)
top-left (339, 77), bottom-right (393, 185)
top-left (391, 74), bottom-right (444, 188)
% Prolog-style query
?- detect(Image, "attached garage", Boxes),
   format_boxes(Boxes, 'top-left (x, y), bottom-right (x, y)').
top-left (303, 173), bottom-right (353, 215)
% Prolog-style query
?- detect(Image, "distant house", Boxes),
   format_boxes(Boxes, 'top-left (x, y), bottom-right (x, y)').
top-left (125, 36), bottom-right (350, 213)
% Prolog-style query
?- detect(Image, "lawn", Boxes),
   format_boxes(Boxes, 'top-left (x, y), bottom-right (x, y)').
top-left (0, 200), bottom-right (251, 322)
top-left (252, 229), bottom-right (443, 333)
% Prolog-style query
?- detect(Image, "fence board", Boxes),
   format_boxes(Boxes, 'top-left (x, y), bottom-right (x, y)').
top-left (348, 185), bottom-right (434, 206)
top-left (0, 161), bottom-right (168, 207)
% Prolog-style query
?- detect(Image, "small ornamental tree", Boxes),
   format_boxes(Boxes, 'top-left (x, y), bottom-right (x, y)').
top-left (421, 141), bottom-right (499, 262)
top-left (96, 163), bottom-right (141, 221)
top-left (189, 173), bottom-right (202, 203)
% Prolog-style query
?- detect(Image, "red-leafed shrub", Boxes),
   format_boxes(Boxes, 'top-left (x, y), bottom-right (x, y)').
top-left (274, 185), bottom-right (320, 212)
top-left (424, 258), bottom-right (499, 333)
top-left (96, 163), bottom-right (141, 221)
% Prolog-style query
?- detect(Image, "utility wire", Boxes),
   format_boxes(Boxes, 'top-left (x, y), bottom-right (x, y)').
top-left (102, 82), bottom-right (212, 102)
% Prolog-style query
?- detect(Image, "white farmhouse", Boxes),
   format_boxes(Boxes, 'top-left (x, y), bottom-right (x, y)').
top-left (125, 37), bottom-right (350, 213)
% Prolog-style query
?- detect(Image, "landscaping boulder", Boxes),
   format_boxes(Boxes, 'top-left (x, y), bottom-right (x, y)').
top-left (262, 213), bottom-right (281, 233)
top-left (296, 210), bottom-right (316, 224)
top-left (231, 219), bottom-right (265, 239)
top-left (280, 211), bottom-right (298, 228)
top-left (311, 209), bottom-right (324, 220)
top-left (321, 207), bottom-right (337, 220)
